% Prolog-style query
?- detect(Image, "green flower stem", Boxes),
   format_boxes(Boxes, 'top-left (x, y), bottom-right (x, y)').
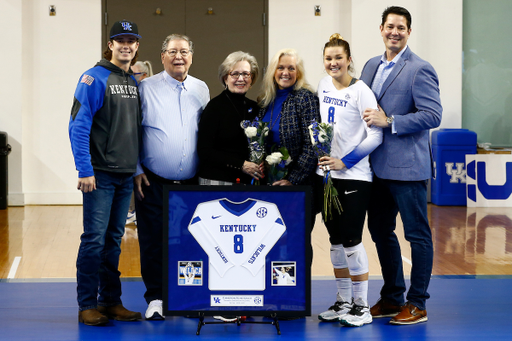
top-left (323, 174), bottom-right (343, 221)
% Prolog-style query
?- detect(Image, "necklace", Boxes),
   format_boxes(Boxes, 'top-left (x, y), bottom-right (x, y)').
top-left (269, 101), bottom-right (281, 129)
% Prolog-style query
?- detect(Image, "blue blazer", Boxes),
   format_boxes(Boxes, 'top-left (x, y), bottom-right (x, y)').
top-left (360, 47), bottom-right (442, 181)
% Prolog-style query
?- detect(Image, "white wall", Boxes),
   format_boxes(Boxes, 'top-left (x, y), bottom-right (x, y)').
top-left (269, 0), bottom-right (352, 91)
top-left (270, 0), bottom-right (462, 130)
top-left (0, 0), bottom-right (100, 205)
top-left (0, 0), bottom-right (462, 205)
top-left (0, 0), bottom-right (23, 205)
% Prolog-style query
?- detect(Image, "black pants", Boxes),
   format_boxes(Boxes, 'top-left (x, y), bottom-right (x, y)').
top-left (314, 174), bottom-right (371, 246)
top-left (135, 167), bottom-right (195, 304)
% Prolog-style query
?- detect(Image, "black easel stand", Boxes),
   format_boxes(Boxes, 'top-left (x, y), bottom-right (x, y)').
top-left (196, 313), bottom-right (281, 335)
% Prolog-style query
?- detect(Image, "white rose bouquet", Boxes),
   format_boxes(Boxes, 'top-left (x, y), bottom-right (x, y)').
top-left (241, 117), bottom-right (269, 185)
top-left (265, 146), bottom-right (292, 185)
top-left (308, 121), bottom-right (342, 220)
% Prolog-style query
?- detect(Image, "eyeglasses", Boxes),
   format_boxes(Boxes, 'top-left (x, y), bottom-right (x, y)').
top-left (229, 72), bottom-right (252, 79)
top-left (165, 49), bottom-right (190, 57)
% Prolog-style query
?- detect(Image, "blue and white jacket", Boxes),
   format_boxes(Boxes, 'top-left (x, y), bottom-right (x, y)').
top-left (69, 59), bottom-right (141, 178)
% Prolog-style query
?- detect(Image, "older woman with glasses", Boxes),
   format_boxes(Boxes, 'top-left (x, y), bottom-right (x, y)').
top-left (197, 51), bottom-right (262, 185)
top-left (258, 48), bottom-right (320, 186)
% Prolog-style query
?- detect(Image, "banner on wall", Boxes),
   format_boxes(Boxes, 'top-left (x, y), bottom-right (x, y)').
top-left (163, 185), bottom-right (312, 317)
top-left (466, 155), bottom-right (512, 207)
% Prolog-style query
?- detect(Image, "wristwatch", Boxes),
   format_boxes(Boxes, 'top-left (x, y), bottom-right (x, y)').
top-left (386, 115), bottom-right (394, 126)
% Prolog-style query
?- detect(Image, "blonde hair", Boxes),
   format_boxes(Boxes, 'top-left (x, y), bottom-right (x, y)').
top-left (218, 51), bottom-right (259, 87)
top-left (133, 60), bottom-right (154, 77)
top-left (259, 48), bottom-right (313, 108)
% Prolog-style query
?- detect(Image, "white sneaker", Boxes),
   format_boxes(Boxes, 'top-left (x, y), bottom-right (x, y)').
top-left (126, 210), bottom-right (137, 225)
top-left (145, 300), bottom-right (164, 320)
top-left (318, 294), bottom-right (353, 322)
top-left (340, 304), bottom-right (372, 327)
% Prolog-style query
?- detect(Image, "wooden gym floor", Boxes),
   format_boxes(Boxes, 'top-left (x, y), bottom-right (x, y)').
top-left (1, 204), bottom-right (511, 280)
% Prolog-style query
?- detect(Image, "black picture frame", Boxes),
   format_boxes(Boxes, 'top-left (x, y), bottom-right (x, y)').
top-left (163, 185), bottom-right (312, 318)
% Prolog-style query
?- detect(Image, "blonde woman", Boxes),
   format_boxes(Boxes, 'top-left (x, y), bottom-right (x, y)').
top-left (258, 48), bottom-right (320, 186)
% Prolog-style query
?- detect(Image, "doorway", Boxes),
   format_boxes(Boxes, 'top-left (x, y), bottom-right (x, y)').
top-left (102, 0), bottom-right (268, 99)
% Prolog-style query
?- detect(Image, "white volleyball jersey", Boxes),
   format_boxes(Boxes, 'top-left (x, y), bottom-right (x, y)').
top-left (317, 76), bottom-right (382, 182)
top-left (188, 198), bottom-right (286, 290)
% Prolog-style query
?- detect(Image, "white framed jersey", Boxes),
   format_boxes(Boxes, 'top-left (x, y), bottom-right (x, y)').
top-left (188, 198), bottom-right (287, 290)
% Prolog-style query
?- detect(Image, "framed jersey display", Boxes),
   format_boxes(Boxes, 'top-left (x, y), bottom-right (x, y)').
top-left (163, 186), bottom-right (312, 318)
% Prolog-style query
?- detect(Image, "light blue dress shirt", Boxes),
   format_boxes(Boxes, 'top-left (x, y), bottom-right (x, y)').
top-left (137, 71), bottom-right (210, 180)
top-left (371, 46), bottom-right (408, 134)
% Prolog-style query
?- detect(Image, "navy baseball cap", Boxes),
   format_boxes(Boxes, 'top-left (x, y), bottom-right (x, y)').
top-left (109, 20), bottom-right (141, 39)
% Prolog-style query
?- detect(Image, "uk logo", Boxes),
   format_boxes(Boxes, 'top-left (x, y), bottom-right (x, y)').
top-left (213, 297), bottom-right (221, 304)
top-left (121, 22), bottom-right (132, 31)
top-left (445, 162), bottom-right (466, 183)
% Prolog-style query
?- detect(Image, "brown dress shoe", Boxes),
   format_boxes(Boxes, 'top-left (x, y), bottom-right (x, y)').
top-left (390, 302), bottom-right (428, 325)
top-left (78, 308), bottom-right (109, 326)
top-left (97, 304), bottom-right (142, 321)
top-left (370, 298), bottom-right (403, 318)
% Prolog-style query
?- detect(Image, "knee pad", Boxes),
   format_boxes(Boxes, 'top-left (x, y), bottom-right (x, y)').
top-left (330, 244), bottom-right (348, 269)
top-left (344, 243), bottom-right (369, 276)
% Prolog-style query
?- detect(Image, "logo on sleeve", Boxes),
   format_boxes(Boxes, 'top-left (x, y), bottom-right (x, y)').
top-left (80, 74), bottom-right (95, 86)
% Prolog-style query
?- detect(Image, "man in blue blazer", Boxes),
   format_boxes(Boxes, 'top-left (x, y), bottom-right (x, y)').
top-left (360, 6), bottom-right (442, 325)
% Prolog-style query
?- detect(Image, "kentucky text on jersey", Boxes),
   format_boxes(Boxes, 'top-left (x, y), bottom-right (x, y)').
top-left (323, 96), bottom-right (348, 107)
top-left (109, 84), bottom-right (138, 96)
top-left (247, 244), bottom-right (266, 264)
top-left (215, 246), bottom-right (229, 264)
top-left (219, 224), bottom-right (257, 232)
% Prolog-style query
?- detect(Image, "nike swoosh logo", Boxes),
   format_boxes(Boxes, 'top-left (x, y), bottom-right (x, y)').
top-left (347, 253), bottom-right (354, 257)
top-left (323, 90), bottom-right (330, 93)
top-left (212, 215), bottom-right (221, 219)
top-left (345, 190), bottom-right (357, 195)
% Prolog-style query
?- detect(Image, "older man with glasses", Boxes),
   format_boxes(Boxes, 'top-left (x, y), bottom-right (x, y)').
top-left (134, 34), bottom-right (210, 320)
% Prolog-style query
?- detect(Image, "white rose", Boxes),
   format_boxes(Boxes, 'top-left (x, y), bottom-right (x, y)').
top-left (266, 152), bottom-right (283, 165)
top-left (245, 127), bottom-right (257, 138)
top-left (318, 134), bottom-right (325, 143)
top-left (265, 155), bottom-right (277, 165)
top-left (309, 128), bottom-right (316, 146)
top-left (285, 157), bottom-right (293, 166)
top-left (262, 126), bottom-right (270, 137)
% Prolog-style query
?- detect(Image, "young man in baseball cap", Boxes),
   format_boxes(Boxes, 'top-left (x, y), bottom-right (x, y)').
top-left (69, 20), bottom-right (142, 326)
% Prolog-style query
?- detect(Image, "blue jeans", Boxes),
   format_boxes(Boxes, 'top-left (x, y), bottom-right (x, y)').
top-left (367, 176), bottom-right (433, 310)
top-left (76, 170), bottom-right (133, 311)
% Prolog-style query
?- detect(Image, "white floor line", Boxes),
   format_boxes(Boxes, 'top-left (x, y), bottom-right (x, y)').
top-left (401, 255), bottom-right (412, 266)
top-left (7, 257), bottom-right (22, 279)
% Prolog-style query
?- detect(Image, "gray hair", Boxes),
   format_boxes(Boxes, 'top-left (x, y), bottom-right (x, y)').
top-left (218, 51), bottom-right (259, 87)
top-left (161, 34), bottom-right (194, 54)
top-left (133, 60), bottom-right (154, 77)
